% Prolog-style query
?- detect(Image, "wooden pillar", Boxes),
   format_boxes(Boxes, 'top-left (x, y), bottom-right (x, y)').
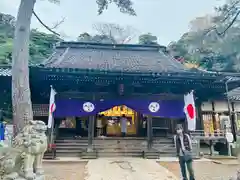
top-left (147, 115), bottom-right (153, 150)
top-left (87, 115), bottom-right (95, 152)
top-left (87, 94), bottom-right (96, 152)
top-left (196, 100), bottom-right (203, 130)
top-left (231, 102), bottom-right (237, 141)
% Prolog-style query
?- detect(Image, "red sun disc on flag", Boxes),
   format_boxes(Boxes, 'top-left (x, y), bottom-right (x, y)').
top-left (50, 103), bottom-right (56, 113)
top-left (186, 104), bottom-right (194, 119)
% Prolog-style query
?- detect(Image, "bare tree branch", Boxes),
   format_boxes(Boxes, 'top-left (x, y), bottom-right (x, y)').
top-left (51, 17), bottom-right (65, 29)
top-left (204, 11), bottom-right (240, 37)
top-left (221, 0), bottom-right (240, 22)
top-left (219, 10), bottom-right (240, 36)
top-left (32, 10), bottom-right (60, 36)
top-left (92, 23), bottom-right (137, 43)
top-left (204, 1), bottom-right (240, 37)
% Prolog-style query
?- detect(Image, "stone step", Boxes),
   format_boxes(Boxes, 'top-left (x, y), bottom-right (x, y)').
top-left (56, 146), bottom-right (86, 150)
top-left (43, 151), bottom-right (56, 160)
top-left (54, 137), bottom-right (176, 158)
top-left (55, 139), bottom-right (174, 145)
top-left (55, 143), bottom-right (148, 147)
top-left (55, 139), bottom-right (148, 144)
top-left (57, 152), bottom-right (81, 157)
top-left (97, 152), bottom-right (144, 158)
top-left (56, 149), bottom-right (81, 153)
top-left (56, 146), bottom-right (148, 151)
top-left (97, 149), bottom-right (146, 153)
top-left (55, 142), bottom-right (89, 146)
top-left (57, 137), bottom-right (171, 140)
top-left (97, 147), bottom-right (149, 149)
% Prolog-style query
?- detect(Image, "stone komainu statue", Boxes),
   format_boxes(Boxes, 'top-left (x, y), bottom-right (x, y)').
top-left (0, 120), bottom-right (47, 180)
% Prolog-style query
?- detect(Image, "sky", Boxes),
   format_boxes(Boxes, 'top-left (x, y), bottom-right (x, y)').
top-left (0, 0), bottom-right (224, 45)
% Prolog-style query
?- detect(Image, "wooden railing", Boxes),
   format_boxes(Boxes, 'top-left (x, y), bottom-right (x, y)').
top-left (190, 130), bottom-right (226, 140)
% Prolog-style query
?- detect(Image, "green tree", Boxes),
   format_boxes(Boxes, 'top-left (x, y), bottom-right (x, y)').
top-left (0, 13), bottom-right (61, 65)
top-left (12, 0), bottom-right (136, 132)
top-left (138, 33), bottom-right (158, 45)
top-left (77, 32), bottom-right (115, 43)
top-left (77, 32), bottom-right (92, 42)
top-left (168, 12), bottom-right (240, 72)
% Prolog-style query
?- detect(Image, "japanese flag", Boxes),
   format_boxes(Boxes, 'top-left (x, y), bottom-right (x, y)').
top-left (48, 86), bottom-right (57, 128)
top-left (184, 91), bottom-right (196, 131)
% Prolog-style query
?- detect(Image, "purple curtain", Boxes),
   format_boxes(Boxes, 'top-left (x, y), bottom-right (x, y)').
top-left (54, 99), bottom-right (185, 118)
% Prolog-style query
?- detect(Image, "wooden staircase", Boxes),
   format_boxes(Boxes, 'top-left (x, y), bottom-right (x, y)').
top-left (55, 137), bottom-right (88, 157)
top-left (152, 137), bottom-right (176, 157)
top-left (94, 138), bottom-right (148, 158)
top-left (53, 136), bottom-right (177, 159)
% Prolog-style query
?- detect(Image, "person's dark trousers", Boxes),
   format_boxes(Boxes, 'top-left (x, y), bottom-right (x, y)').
top-left (140, 128), bottom-right (144, 137)
top-left (178, 156), bottom-right (195, 180)
top-left (121, 132), bottom-right (126, 137)
top-left (143, 128), bottom-right (147, 137)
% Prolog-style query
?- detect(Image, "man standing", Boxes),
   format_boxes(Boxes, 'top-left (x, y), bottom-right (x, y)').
top-left (174, 124), bottom-right (195, 180)
top-left (142, 117), bottom-right (147, 137)
top-left (120, 114), bottom-right (127, 137)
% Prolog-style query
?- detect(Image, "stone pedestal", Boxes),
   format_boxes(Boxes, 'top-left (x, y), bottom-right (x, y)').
top-left (16, 175), bottom-right (45, 180)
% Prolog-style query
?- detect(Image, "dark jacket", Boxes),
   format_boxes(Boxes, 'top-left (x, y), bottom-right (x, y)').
top-left (175, 134), bottom-right (191, 155)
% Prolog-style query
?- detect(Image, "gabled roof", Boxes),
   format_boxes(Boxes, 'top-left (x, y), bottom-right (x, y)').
top-left (0, 67), bottom-right (11, 76)
top-left (42, 42), bottom-right (189, 73)
top-left (227, 87), bottom-right (240, 101)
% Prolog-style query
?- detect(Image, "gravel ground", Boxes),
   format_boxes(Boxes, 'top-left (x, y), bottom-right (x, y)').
top-left (43, 162), bottom-right (87, 180)
top-left (159, 161), bottom-right (240, 180)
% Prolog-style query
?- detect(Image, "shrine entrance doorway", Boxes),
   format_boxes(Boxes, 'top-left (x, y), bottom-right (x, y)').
top-left (98, 105), bottom-right (139, 136)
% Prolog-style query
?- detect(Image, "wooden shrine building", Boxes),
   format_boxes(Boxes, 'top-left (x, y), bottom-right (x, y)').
top-left (0, 42), bottom-right (239, 157)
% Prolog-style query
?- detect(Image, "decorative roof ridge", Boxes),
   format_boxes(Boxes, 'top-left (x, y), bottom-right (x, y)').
top-left (161, 52), bottom-right (188, 70)
top-left (221, 72), bottom-right (240, 76)
top-left (42, 47), bottom-right (70, 67)
top-left (55, 41), bottom-right (166, 52)
top-left (0, 65), bottom-right (11, 68)
top-left (190, 67), bottom-right (219, 74)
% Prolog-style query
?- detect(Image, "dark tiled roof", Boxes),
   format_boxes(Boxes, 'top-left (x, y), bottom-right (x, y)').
top-left (0, 67), bottom-right (11, 76)
top-left (43, 42), bottom-right (189, 73)
top-left (227, 87), bottom-right (240, 101)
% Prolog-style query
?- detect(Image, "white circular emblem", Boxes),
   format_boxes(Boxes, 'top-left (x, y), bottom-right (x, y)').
top-left (148, 102), bottom-right (160, 113)
top-left (83, 102), bottom-right (95, 112)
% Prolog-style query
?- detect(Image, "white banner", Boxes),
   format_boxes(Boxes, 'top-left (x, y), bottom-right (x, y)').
top-left (47, 86), bottom-right (57, 128)
top-left (184, 91), bottom-right (196, 131)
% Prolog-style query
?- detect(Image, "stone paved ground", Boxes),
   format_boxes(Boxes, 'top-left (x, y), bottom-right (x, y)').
top-left (44, 162), bottom-right (87, 180)
top-left (44, 159), bottom-right (240, 180)
top-left (43, 159), bottom-right (177, 180)
top-left (159, 161), bottom-right (240, 180)
top-left (85, 158), bottom-right (177, 180)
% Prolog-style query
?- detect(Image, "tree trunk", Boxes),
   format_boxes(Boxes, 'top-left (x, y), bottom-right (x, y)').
top-left (12, 0), bottom-right (36, 134)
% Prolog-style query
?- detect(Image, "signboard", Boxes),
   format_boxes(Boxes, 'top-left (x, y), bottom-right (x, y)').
top-left (214, 101), bottom-right (231, 112)
top-left (201, 102), bottom-right (212, 111)
top-left (226, 132), bottom-right (234, 143)
top-left (100, 105), bottom-right (134, 116)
